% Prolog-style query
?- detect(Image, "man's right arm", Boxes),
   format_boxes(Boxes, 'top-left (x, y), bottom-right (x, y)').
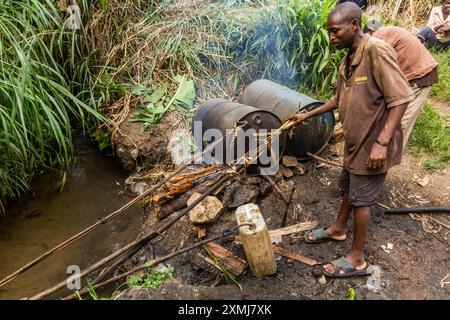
top-left (289, 97), bottom-right (337, 124)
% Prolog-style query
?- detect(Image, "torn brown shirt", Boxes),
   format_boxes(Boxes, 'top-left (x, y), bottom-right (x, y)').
top-left (335, 34), bottom-right (414, 175)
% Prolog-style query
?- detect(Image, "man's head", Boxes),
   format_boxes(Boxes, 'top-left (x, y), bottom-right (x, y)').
top-left (327, 2), bottom-right (363, 50)
top-left (363, 20), bottom-right (382, 35)
top-left (442, 0), bottom-right (450, 15)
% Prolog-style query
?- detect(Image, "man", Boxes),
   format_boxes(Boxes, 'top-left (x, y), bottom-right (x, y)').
top-left (364, 21), bottom-right (439, 146)
top-left (290, 2), bottom-right (413, 277)
top-left (417, 0), bottom-right (450, 49)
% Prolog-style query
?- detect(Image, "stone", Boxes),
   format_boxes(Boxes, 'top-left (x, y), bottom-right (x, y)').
top-left (223, 183), bottom-right (260, 208)
top-left (278, 166), bottom-right (294, 178)
top-left (282, 156), bottom-right (298, 168)
top-left (187, 192), bottom-right (224, 224)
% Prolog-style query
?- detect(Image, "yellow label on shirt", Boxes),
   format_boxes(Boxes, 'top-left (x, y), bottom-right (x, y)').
top-left (355, 76), bottom-right (368, 83)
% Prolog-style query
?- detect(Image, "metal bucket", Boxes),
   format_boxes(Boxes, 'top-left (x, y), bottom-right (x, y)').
top-left (239, 79), bottom-right (335, 160)
top-left (192, 98), bottom-right (286, 170)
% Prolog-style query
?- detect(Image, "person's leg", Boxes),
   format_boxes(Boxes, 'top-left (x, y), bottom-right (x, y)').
top-left (401, 85), bottom-right (432, 147)
top-left (323, 171), bottom-right (386, 275)
top-left (306, 170), bottom-right (351, 242)
top-left (323, 206), bottom-right (370, 274)
top-left (417, 26), bottom-right (439, 48)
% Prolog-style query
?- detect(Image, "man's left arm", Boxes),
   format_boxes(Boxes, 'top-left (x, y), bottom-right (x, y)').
top-left (366, 102), bottom-right (408, 169)
top-left (369, 43), bottom-right (414, 169)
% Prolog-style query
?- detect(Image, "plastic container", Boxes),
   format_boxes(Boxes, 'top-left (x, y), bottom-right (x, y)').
top-left (235, 203), bottom-right (276, 278)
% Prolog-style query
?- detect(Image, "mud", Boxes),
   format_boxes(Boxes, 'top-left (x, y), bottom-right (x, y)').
top-left (110, 136), bottom-right (449, 300)
top-left (113, 112), bottom-right (176, 171)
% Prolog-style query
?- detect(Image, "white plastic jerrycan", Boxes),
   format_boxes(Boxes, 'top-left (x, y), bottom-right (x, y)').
top-left (235, 203), bottom-right (276, 278)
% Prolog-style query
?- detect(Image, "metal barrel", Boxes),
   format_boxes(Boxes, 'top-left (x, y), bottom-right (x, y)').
top-left (192, 98), bottom-right (286, 168)
top-left (239, 79), bottom-right (335, 160)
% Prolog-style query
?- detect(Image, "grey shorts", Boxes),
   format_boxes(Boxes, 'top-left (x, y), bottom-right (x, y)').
top-left (339, 169), bottom-right (387, 207)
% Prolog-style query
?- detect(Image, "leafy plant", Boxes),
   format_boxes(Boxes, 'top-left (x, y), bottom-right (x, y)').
top-left (127, 265), bottom-right (174, 289)
top-left (128, 75), bottom-right (195, 132)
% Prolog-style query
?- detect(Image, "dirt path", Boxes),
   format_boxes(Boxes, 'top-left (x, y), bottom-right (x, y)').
top-left (112, 136), bottom-right (449, 300)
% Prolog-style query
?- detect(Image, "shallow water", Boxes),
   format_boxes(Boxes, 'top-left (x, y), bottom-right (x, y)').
top-left (0, 137), bottom-right (144, 299)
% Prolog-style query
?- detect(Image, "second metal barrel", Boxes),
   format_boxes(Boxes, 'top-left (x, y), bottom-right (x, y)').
top-left (239, 79), bottom-right (335, 160)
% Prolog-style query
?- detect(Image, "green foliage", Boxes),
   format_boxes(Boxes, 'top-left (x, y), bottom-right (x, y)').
top-left (0, 0), bottom-right (106, 201)
top-left (234, 0), bottom-right (343, 96)
top-left (410, 102), bottom-right (450, 171)
top-left (129, 75), bottom-right (195, 132)
top-left (76, 280), bottom-right (110, 300)
top-left (127, 266), bottom-right (174, 289)
top-left (430, 50), bottom-right (450, 102)
top-left (347, 287), bottom-right (356, 300)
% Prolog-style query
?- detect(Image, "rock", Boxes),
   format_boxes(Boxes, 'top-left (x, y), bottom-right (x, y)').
top-left (278, 166), bottom-right (294, 178)
top-left (259, 179), bottom-right (272, 196)
top-left (282, 156), bottom-right (298, 168)
top-left (318, 275), bottom-right (327, 285)
top-left (127, 182), bottom-right (148, 195)
top-left (168, 129), bottom-right (194, 168)
top-left (223, 183), bottom-right (260, 208)
top-left (292, 164), bottom-right (306, 176)
top-left (187, 192), bottom-right (223, 224)
top-left (365, 265), bottom-right (382, 292)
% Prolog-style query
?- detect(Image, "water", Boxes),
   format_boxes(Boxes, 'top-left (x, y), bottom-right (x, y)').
top-left (0, 137), bottom-right (144, 299)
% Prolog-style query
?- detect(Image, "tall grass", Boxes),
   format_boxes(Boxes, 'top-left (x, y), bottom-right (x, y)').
top-left (234, 0), bottom-right (343, 96)
top-left (0, 0), bottom-right (105, 201)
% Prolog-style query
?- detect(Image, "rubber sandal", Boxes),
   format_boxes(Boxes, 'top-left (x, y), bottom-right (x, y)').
top-left (323, 256), bottom-right (370, 278)
top-left (304, 227), bottom-right (346, 244)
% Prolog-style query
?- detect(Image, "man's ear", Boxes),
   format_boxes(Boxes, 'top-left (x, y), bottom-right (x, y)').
top-left (351, 18), bottom-right (359, 31)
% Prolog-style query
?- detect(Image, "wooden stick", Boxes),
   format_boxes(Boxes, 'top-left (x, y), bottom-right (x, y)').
top-left (27, 172), bottom-right (235, 300)
top-left (262, 175), bottom-right (289, 203)
top-left (273, 245), bottom-right (319, 266)
top-left (0, 132), bottom-right (232, 288)
top-left (307, 152), bottom-right (342, 167)
top-left (63, 233), bottom-right (236, 300)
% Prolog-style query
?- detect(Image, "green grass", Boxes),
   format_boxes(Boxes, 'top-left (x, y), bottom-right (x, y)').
top-left (410, 102), bottom-right (450, 171)
top-left (0, 0), bottom-right (106, 201)
top-left (430, 50), bottom-right (450, 102)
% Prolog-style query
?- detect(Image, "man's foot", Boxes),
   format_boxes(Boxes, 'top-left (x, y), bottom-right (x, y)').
top-left (304, 226), bottom-right (347, 244)
top-left (323, 255), bottom-right (369, 278)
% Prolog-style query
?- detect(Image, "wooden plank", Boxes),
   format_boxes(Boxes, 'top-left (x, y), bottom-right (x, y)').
top-left (272, 245), bottom-right (319, 266)
top-left (204, 242), bottom-right (247, 276)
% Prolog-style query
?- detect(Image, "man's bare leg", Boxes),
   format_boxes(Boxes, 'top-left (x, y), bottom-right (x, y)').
top-left (307, 192), bottom-right (351, 241)
top-left (324, 206), bottom-right (370, 274)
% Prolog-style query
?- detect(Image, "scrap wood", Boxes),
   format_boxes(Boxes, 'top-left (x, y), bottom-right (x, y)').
top-left (165, 164), bottom-right (224, 195)
top-left (235, 221), bottom-right (319, 244)
top-left (155, 184), bottom-right (209, 221)
top-left (272, 245), bottom-right (319, 266)
top-left (204, 242), bottom-right (247, 276)
top-left (441, 274), bottom-right (450, 288)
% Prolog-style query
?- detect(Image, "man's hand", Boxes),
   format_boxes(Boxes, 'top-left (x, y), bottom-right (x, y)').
top-left (366, 142), bottom-right (388, 170)
top-left (288, 112), bottom-right (310, 124)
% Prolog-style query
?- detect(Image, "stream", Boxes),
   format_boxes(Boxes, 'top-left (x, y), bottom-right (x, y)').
top-left (0, 136), bottom-right (143, 300)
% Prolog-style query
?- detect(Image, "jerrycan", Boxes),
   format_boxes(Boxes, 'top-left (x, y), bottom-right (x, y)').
top-left (235, 203), bottom-right (276, 278)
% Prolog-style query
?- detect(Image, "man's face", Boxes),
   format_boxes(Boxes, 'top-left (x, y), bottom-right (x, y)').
top-left (443, 1), bottom-right (450, 14)
top-left (327, 15), bottom-right (357, 50)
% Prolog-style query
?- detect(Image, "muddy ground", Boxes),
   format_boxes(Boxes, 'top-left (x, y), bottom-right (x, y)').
top-left (108, 135), bottom-right (449, 300)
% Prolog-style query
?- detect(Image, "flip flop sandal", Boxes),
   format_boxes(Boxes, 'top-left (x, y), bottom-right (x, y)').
top-left (323, 256), bottom-right (371, 278)
top-left (304, 227), bottom-right (346, 244)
